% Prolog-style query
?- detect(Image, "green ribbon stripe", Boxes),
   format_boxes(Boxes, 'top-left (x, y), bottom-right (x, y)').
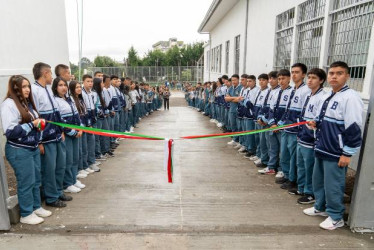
top-left (48, 121), bottom-right (165, 140)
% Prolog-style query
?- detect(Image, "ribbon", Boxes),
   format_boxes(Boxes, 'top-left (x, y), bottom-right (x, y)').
top-left (167, 139), bottom-right (174, 183)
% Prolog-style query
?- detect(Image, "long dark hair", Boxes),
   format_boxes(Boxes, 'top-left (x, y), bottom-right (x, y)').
top-left (69, 80), bottom-right (85, 115)
top-left (93, 78), bottom-right (106, 108)
top-left (5, 75), bottom-right (38, 123)
top-left (52, 77), bottom-right (68, 97)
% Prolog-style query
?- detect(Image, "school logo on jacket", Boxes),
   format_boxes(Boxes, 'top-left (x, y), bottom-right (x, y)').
top-left (331, 101), bottom-right (339, 110)
top-left (283, 95), bottom-right (289, 101)
top-left (308, 104), bottom-right (314, 113)
top-left (293, 96), bottom-right (299, 103)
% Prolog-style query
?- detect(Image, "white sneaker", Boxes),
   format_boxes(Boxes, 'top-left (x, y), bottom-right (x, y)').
top-left (34, 207), bottom-right (52, 218)
top-left (130, 126), bottom-right (134, 130)
top-left (275, 171), bottom-right (284, 179)
top-left (234, 144), bottom-right (242, 149)
top-left (319, 217), bottom-right (344, 230)
top-left (74, 180), bottom-right (86, 189)
top-left (210, 119), bottom-right (215, 123)
top-left (84, 168), bottom-right (94, 174)
top-left (303, 207), bottom-right (328, 217)
top-left (94, 162), bottom-right (102, 166)
top-left (77, 173), bottom-right (87, 179)
top-left (64, 185), bottom-right (81, 193)
top-left (249, 155), bottom-right (259, 161)
top-left (89, 164), bottom-right (100, 172)
top-left (20, 213), bottom-right (44, 225)
top-left (214, 120), bottom-right (219, 124)
top-left (202, 112), bottom-right (205, 115)
top-left (227, 140), bottom-right (237, 146)
top-left (125, 131), bottom-right (130, 133)
top-left (130, 129), bottom-right (134, 133)
top-left (139, 117), bottom-right (142, 120)
top-left (254, 158), bottom-right (262, 165)
top-left (217, 123), bottom-right (223, 128)
top-left (258, 167), bottom-right (269, 174)
top-left (238, 146), bottom-right (246, 152)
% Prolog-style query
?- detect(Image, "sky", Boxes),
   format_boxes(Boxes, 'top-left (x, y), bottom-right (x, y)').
top-left (64, 0), bottom-right (212, 64)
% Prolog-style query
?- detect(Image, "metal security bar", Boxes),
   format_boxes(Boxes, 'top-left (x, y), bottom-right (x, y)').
top-left (327, 0), bottom-right (374, 91)
top-left (87, 66), bottom-right (204, 85)
top-left (333, 0), bottom-right (369, 10)
top-left (296, 0), bottom-right (326, 69)
top-left (274, 8), bottom-right (295, 70)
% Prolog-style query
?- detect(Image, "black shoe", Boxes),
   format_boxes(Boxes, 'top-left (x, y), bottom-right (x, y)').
top-left (281, 181), bottom-right (296, 190)
top-left (244, 152), bottom-right (255, 159)
top-left (59, 194), bottom-right (73, 201)
top-left (46, 199), bottom-right (67, 208)
top-left (275, 176), bottom-right (287, 184)
top-left (256, 163), bottom-right (267, 168)
top-left (297, 195), bottom-right (316, 204)
top-left (288, 188), bottom-right (303, 196)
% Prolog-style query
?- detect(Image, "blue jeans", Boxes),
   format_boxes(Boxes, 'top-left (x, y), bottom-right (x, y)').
top-left (225, 109), bottom-right (230, 130)
top-left (313, 157), bottom-right (347, 221)
top-left (244, 119), bottom-right (256, 152)
top-left (40, 141), bottom-right (66, 203)
top-left (280, 132), bottom-right (297, 182)
top-left (297, 144), bottom-right (315, 194)
top-left (63, 136), bottom-right (79, 189)
top-left (127, 110), bottom-right (133, 130)
top-left (255, 123), bottom-right (269, 164)
top-left (82, 132), bottom-right (95, 168)
top-left (229, 111), bottom-right (238, 141)
top-left (5, 144), bottom-right (41, 217)
top-left (267, 131), bottom-right (281, 170)
top-left (237, 118), bottom-right (244, 145)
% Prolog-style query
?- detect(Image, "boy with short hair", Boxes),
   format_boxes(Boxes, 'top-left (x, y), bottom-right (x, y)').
top-left (278, 63), bottom-right (310, 191)
top-left (257, 71), bottom-right (280, 174)
top-left (225, 74), bottom-right (242, 146)
top-left (303, 61), bottom-right (363, 230)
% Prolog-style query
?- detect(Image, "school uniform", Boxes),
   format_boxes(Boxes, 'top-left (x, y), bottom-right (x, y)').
top-left (313, 85), bottom-right (363, 221)
top-left (243, 86), bottom-right (260, 153)
top-left (82, 87), bottom-right (96, 166)
top-left (253, 87), bottom-right (270, 165)
top-left (278, 83), bottom-right (311, 183)
top-left (55, 96), bottom-right (81, 190)
top-left (124, 92), bottom-right (132, 131)
top-left (1, 99), bottom-right (42, 217)
top-left (258, 86), bottom-right (281, 170)
top-left (237, 87), bottom-right (250, 146)
top-left (129, 90), bottom-right (139, 126)
top-left (295, 87), bottom-right (326, 195)
top-left (118, 90), bottom-right (127, 132)
top-left (267, 86), bottom-right (293, 173)
top-left (92, 91), bottom-right (110, 157)
top-left (109, 85), bottom-right (121, 134)
top-left (31, 82), bottom-right (66, 204)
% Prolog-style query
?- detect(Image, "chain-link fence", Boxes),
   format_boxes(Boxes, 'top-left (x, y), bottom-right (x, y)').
top-left (86, 66), bottom-right (204, 85)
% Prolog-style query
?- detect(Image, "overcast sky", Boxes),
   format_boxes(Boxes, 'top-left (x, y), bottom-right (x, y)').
top-left (64, 0), bottom-right (211, 64)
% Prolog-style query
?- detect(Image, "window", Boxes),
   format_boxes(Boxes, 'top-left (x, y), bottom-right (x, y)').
top-left (274, 8), bottom-right (295, 70)
top-left (225, 40), bottom-right (230, 74)
top-left (234, 35), bottom-right (240, 74)
top-left (206, 50), bottom-right (210, 72)
top-left (327, 0), bottom-right (374, 91)
top-left (296, 0), bottom-right (326, 69)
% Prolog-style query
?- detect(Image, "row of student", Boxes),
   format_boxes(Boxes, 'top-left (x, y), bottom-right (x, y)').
top-left (185, 61), bottom-right (363, 231)
top-left (0, 63), bottom-right (165, 225)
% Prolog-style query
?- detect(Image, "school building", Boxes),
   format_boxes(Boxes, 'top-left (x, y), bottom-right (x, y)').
top-left (199, 0), bottom-right (374, 100)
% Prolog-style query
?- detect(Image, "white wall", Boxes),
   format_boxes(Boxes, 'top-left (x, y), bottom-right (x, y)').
top-left (203, 0), bottom-right (306, 82)
top-left (204, 0), bottom-right (247, 81)
top-left (0, 0), bottom-right (70, 147)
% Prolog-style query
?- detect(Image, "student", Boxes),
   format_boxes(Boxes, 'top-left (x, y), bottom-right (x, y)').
top-left (278, 63), bottom-right (310, 191)
top-left (251, 74), bottom-right (270, 168)
top-left (257, 71), bottom-right (281, 175)
top-left (55, 64), bottom-right (71, 82)
top-left (267, 69), bottom-right (294, 183)
top-left (82, 74), bottom-right (101, 172)
top-left (52, 78), bottom-right (83, 194)
top-left (236, 74), bottom-right (250, 153)
top-left (163, 87), bottom-right (171, 110)
top-left (1, 75), bottom-right (52, 224)
top-left (92, 77), bottom-right (113, 157)
top-left (293, 68), bottom-right (326, 203)
top-left (129, 82), bottom-right (139, 128)
top-left (217, 76), bottom-right (228, 129)
top-left (31, 62), bottom-right (67, 208)
top-left (243, 75), bottom-right (260, 158)
top-left (109, 75), bottom-right (121, 144)
top-left (304, 61), bottom-right (363, 230)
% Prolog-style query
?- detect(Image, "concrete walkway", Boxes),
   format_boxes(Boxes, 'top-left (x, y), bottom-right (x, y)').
top-left (1, 92), bottom-right (373, 249)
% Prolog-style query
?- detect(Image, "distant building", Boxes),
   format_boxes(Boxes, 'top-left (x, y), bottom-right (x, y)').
top-left (152, 37), bottom-right (184, 52)
top-left (198, 0), bottom-right (374, 100)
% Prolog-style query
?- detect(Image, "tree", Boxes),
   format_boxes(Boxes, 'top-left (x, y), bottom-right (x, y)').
top-left (80, 57), bottom-right (93, 69)
top-left (93, 56), bottom-right (120, 67)
top-left (142, 49), bottom-right (166, 66)
top-left (126, 46), bottom-right (141, 66)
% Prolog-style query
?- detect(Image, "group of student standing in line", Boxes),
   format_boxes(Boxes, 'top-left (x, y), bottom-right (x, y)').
top-left (185, 61), bottom-right (363, 231)
top-left (0, 62), bottom-right (171, 225)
